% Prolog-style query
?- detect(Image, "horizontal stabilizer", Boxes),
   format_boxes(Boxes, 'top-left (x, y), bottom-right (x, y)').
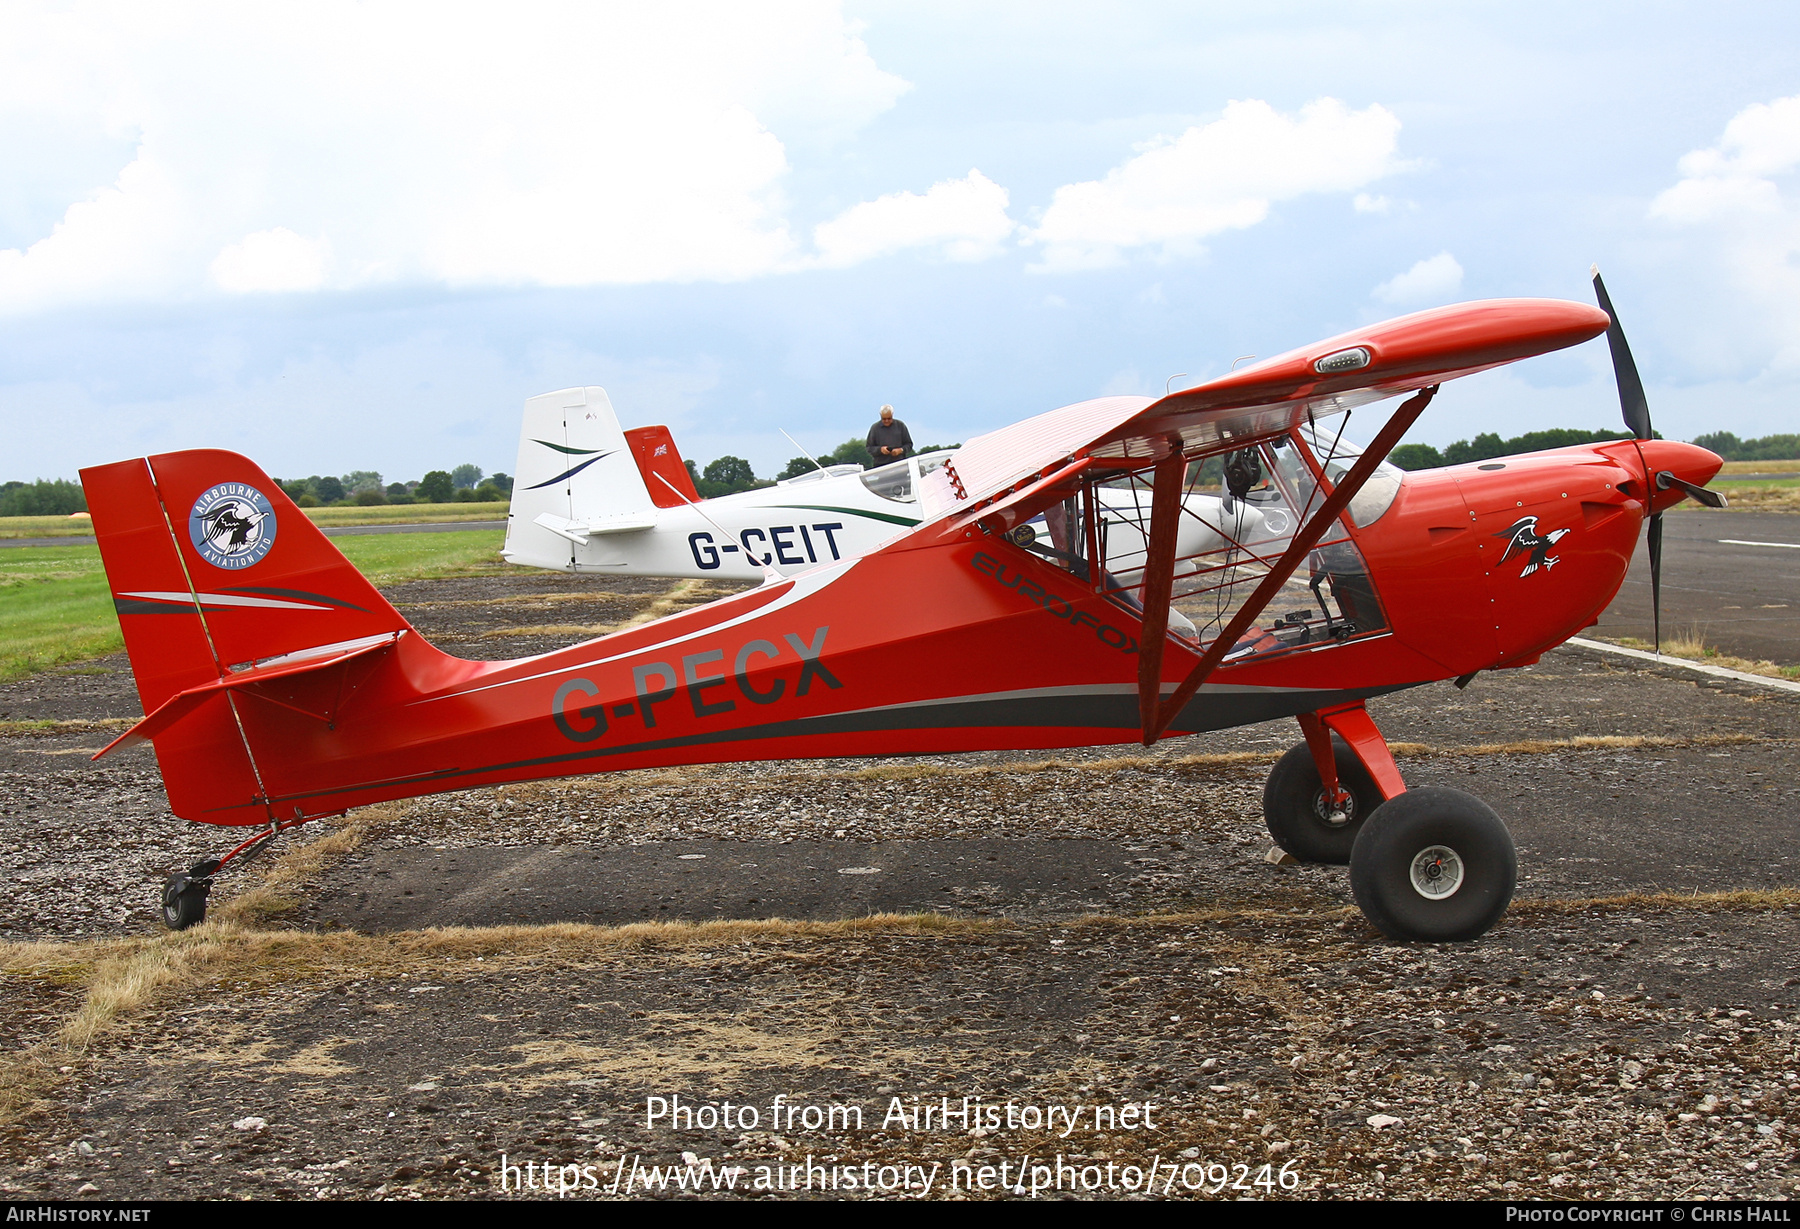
top-left (92, 632), bottom-right (401, 760)
top-left (533, 511), bottom-right (659, 543)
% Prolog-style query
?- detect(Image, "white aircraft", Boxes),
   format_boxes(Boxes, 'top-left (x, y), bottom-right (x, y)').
top-left (502, 386), bottom-right (947, 581)
top-left (499, 388), bottom-right (1362, 602)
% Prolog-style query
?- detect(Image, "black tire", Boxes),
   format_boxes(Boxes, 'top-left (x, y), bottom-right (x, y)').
top-left (161, 873), bottom-right (210, 931)
top-left (1348, 787), bottom-right (1516, 942)
top-left (1262, 736), bottom-right (1381, 864)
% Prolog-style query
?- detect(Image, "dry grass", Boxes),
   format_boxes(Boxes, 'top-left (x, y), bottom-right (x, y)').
top-left (477, 622), bottom-right (631, 639)
top-left (0, 717), bottom-right (134, 739)
top-left (472, 578), bottom-right (733, 640)
top-left (1599, 632), bottom-right (1800, 681)
top-left (393, 591), bottom-right (659, 610)
top-left (1026, 886), bottom-right (1800, 935)
top-left (1718, 459), bottom-right (1800, 474)
top-left (0, 902), bottom-right (985, 1127)
top-left (1509, 887), bottom-right (1800, 915)
top-left (1403, 732), bottom-right (1765, 756)
top-left (212, 810), bottom-right (387, 927)
top-left (1680, 485), bottom-right (1800, 512)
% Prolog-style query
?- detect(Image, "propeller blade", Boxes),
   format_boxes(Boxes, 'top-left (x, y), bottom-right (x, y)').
top-left (1656, 470), bottom-right (1729, 509)
top-left (1591, 266), bottom-right (1653, 440)
top-left (1648, 511), bottom-right (1664, 654)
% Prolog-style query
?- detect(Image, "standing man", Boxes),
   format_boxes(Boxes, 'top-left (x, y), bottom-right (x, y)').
top-left (866, 404), bottom-right (914, 465)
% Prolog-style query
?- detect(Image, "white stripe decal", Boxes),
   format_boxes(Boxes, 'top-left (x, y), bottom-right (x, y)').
top-left (428, 557), bottom-right (861, 702)
top-left (121, 590), bottom-right (335, 611)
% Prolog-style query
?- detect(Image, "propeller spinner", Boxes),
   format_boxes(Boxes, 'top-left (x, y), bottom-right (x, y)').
top-left (1590, 266), bottom-right (1728, 654)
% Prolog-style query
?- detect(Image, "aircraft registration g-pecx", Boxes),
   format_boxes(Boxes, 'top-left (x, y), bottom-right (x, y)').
top-left (80, 276), bottom-right (1725, 943)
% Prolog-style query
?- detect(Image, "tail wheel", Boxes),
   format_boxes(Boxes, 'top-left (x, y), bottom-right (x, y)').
top-left (1349, 787), bottom-right (1516, 942)
top-left (160, 873), bottom-right (211, 931)
top-left (1262, 736), bottom-right (1381, 864)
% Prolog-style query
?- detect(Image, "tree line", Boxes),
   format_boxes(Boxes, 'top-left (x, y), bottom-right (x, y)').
top-left (1388, 426), bottom-right (1800, 470)
top-left (7, 424), bottom-right (1783, 517)
top-left (1688, 432), bottom-right (1800, 463)
top-left (275, 465), bottom-right (512, 507)
top-left (1389, 428), bottom-right (1644, 471)
top-left (684, 438), bottom-right (954, 499)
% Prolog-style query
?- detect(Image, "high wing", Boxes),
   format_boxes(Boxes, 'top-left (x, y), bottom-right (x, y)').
top-left (913, 297), bottom-right (1611, 743)
top-left (918, 298), bottom-right (1610, 526)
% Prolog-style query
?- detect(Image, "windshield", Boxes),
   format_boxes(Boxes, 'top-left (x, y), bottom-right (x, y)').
top-left (779, 463), bottom-right (862, 488)
top-left (860, 458), bottom-right (913, 502)
top-left (1294, 424), bottom-right (1405, 527)
top-left (859, 450), bottom-right (958, 504)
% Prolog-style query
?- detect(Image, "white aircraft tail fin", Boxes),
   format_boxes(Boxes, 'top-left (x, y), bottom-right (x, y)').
top-left (502, 387), bottom-right (705, 571)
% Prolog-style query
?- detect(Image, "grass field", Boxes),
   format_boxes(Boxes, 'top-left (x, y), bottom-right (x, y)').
top-left (0, 529), bottom-right (507, 683)
top-left (0, 502), bottom-right (508, 539)
top-left (1718, 458), bottom-right (1800, 474)
top-left (1680, 481), bottom-right (1800, 512)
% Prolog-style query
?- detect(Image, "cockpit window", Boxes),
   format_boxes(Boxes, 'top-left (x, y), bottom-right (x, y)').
top-left (1294, 425), bottom-right (1405, 527)
top-left (859, 450), bottom-right (958, 504)
top-left (860, 458), bottom-right (914, 502)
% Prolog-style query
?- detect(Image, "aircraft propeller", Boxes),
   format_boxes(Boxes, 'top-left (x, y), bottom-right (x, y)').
top-left (1590, 267), bottom-right (1726, 653)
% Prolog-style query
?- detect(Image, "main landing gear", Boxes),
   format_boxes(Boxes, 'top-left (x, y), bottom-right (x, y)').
top-left (160, 817), bottom-right (313, 931)
top-left (1262, 702), bottom-right (1517, 942)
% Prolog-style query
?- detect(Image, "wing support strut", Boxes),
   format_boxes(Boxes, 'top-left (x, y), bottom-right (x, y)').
top-left (1135, 447), bottom-right (1188, 737)
top-left (1137, 385), bottom-right (1439, 744)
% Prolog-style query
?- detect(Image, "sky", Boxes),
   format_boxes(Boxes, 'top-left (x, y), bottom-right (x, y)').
top-left (2, 1), bottom-right (1798, 485)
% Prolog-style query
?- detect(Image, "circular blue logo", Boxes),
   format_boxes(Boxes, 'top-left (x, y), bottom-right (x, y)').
top-left (188, 483), bottom-right (277, 570)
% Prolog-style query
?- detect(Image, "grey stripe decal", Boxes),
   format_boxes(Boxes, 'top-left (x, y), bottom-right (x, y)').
top-left (261, 681), bottom-right (1421, 807)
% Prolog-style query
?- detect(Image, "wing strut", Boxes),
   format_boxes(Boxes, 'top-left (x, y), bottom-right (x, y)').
top-left (1134, 446), bottom-right (1188, 737)
top-left (1138, 385), bottom-right (1439, 744)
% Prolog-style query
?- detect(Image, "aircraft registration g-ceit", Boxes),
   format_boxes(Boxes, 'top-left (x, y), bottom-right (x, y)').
top-left (80, 274), bottom-right (1725, 944)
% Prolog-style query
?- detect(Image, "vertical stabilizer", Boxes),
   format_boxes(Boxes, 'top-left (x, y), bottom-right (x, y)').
top-left (502, 386), bottom-right (672, 570)
top-left (80, 450), bottom-right (418, 824)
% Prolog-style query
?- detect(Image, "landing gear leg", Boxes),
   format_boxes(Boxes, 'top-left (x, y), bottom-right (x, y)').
top-left (1262, 702), bottom-right (1406, 864)
top-left (158, 816), bottom-right (314, 931)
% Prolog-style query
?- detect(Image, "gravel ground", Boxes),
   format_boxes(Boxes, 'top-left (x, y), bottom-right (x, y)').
top-left (2, 571), bottom-right (1798, 1200)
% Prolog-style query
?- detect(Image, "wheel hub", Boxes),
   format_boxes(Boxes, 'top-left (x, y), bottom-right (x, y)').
top-left (1312, 786), bottom-right (1356, 828)
top-left (1409, 845), bottom-right (1464, 900)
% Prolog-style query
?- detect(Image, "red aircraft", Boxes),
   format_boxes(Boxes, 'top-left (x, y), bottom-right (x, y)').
top-left (80, 273), bottom-right (1725, 942)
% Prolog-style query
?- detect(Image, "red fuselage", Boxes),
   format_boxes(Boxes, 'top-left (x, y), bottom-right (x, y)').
top-left (91, 437), bottom-right (1718, 827)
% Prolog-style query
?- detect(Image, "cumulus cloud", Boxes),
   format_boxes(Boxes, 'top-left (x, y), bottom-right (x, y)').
top-left (1029, 98), bottom-right (1405, 271)
top-left (1650, 94), bottom-right (1800, 371)
top-left (811, 170), bottom-right (1015, 266)
top-left (1372, 252), bottom-right (1463, 305)
top-left (0, 2), bottom-right (909, 313)
top-left (210, 229), bottom-right (332, 294)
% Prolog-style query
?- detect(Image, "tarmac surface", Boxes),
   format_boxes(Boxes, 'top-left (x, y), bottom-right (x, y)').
top-left (1, 555), bottom-right (1798, 1200)
top-left (1601, 509), bottom-right (1800, 665)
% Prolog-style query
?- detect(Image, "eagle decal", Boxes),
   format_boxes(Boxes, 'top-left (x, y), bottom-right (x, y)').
top-left (199, 501), bottom-right (260, 551)
top-left (1494, 516), bottom-right (1570, 577)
